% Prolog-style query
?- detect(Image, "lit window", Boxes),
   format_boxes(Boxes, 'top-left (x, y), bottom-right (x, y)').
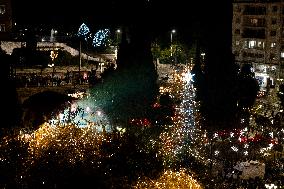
top-left (236, 40), bottom-right (240, 46)
top-left (281, 52), bottom-right (284, 58)
top-left (251, 18), bottom-right (258, 25)
top-left (271, 42), bottom-right (276, 48)
top-left (0, 24), bottom-right (5, 32)
top-left (244, 41), bottom-right (248, 48)
top-left (0, 5), bottom-right (5, 15)
top-left (257, 41), bottom-right (264, 48)
top-left (249, 40), bottom-right (256, 48)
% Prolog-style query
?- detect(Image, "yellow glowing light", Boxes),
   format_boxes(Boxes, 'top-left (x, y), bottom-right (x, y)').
top-left (134, 168), bottom-right (203, 189)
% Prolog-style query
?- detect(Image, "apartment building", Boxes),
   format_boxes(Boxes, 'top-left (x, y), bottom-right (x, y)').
top-left (0, 0), bottom-right (12, 40)
top-left (232, 0), bottom-right (284, 89)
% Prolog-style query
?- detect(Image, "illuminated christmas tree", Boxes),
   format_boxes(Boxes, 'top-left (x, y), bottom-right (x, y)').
top-left (92, 29), bottom-right (110, 47)
top-left (77, 23), bottom-right (91, 41)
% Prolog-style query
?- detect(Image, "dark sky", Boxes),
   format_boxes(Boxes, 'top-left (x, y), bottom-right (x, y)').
top-left (11, 0), bottom-right (232, 52)
top-left (12, 0), bottom-right (231, 28)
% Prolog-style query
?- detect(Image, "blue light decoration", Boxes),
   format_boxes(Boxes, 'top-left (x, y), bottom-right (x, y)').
top-left (92, 29), bottom-right (110, 47)
top-left (77, 23), bottom-right (91, 41)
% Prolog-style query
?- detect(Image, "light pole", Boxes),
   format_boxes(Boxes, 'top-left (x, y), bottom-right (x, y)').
top-left (201, 52), bottom-right (205, 62)
top-left (116, 29), bottom-right (121, 44)
top-left (170, 29), bottom-right (176, 57)
top-left (115, 29), bottom-right (121, 59)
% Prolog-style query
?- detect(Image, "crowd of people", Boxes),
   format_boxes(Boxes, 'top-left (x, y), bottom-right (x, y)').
top-left (13, 69), bottom-right (101, 88)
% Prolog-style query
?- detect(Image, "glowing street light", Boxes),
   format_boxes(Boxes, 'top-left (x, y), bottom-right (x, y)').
top-left (115, 29), bottom-right (121, 59)
top-left (116, 29), bottom-right (121, 44)
top-left (170, 29), bottom-right (176, 57)
top-left (201, 52), bottom-right (205, 62)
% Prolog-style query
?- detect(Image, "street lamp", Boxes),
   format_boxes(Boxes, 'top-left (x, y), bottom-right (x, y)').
top-left (201, 52), bottom-right (205, 62)
top-left (170, 29), bottom-right (176, 57)
top-left (116, 29), bottom-right (121, 44)
top-left (115, 29), bottom-right (121, 59)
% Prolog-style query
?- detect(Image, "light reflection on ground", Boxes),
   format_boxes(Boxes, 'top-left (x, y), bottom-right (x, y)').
top-left (48, 97), bottom-right (112, 132)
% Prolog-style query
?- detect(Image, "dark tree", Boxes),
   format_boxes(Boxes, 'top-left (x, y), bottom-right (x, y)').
top-left (11, 48), bottom-right (51, 67)
top-left (90, 25), bottom-right (159, 126)
top-left (197, 52), bottom-right (239, 131)
top-left (191, 41), bottom-right (205, 101)
top-left (0, 48), bottom-right (22, 131)
top-left (237, 63), bottom-right (260, 110)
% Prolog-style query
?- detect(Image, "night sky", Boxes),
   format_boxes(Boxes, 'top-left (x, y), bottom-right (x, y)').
top-left (12, 1), bottom-right (231, 30)
top-left (11, 0), bottom-right (232, 55)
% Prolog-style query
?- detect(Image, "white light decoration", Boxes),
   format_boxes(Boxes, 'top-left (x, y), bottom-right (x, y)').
top-left (182, 72), bottom-right (194, 83)
top-left (214, 150), bottom-right (219, 156)
top-left (265, 183), bottom-right (278, 189)
top-left (77, 23), bottom-right (91, 41)
top-left (213, 133), bottom-right (218, 138)
top-left (92, 29), bottom-right (110, 47)
top-left (97, 111), bottom-right (102, 116)
top-left (231, 146), bottom-right (238, 152)
top-left (71, 104), bottom-right (77, 112)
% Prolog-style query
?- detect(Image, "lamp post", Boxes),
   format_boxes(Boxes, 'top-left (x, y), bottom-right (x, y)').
top-left (116, 29), bottom-right (121, 44)
top-left (170, 29), bottom-right (176, 57)
top-left (115, 29), bottom-right (121, 59)
top-left (201, 52), bottom-right (206, 64)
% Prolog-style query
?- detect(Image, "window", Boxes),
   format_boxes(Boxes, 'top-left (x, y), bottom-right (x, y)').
top-left (272, 6), bottom-right (278, 12)
top-left (270, 30), bottom-right (276, 36)
top-left (0, 5), bottom-right (5, 15)
top-left (244, 18), bottom-right (265, 27)
top-left (270, 53), bottom-right (276, 60)
top-left (236, 18), bottom-right (240, 24)
top-left (251, 18), bottom-right (258, 25)
top-left (235, 29), bottom-right (240, 34)
top-left (257, 41), bottom-right (265, 49)
top-left (236, 40), bottom-right (240, 46)
top-left (271, 18), bottom-right (277, 25)
top-left (235, 5), bottom-right (241, 12)
top-left (242, 28), bottom-right (265, 38)
top-left (0, 24), bottom-right (5, 32)
top-left (249, 40), bottom-right (256, 48)
top-left (244, 5), bottom-right (266, 15)
top-left (244, 41), bottom-right (248, 48)
top-left (242, 52), bottom-right (264, 58)
top-left (281, 52), bottom-right (284, 58)
top-left (271, 42), bottom-right (276, 48)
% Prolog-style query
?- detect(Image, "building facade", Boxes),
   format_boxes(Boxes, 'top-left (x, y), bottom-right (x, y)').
top-left (232, 0), bottom-right (284, 89)
top-left (0, 0), bottom-right (12, 40)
